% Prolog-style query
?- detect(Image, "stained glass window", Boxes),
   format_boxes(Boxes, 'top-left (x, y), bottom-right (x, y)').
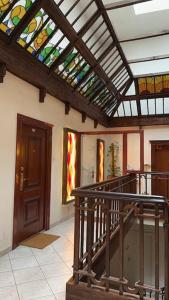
top-left (0, 0), bottom-right (35, 35)
top-left (18, 8), bottom-right (48, 47)
top-left (62, 128), bottom-right (81, 204)
top-left (138, 75), bottom-right (169, 95)
top-left (56, 48), bottom-right (90, 87)
top-left (97, 139), bottom-right (105, 182)
top-left (0, 0), bottom-right (14, 18)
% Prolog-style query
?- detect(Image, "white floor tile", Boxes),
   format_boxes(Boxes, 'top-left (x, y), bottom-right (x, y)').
top-left (17, 279), bottom-right (53, 300)
top-left (35, 253), bottom-right (62, 266)
top-left (13, 266), bottom-right (45, 284)
top-left (31, 246), bottom-right (55, 256)
top-left (0, 272), bottom-right (15, 287)
top-left (0, 254), bottom-right (9, 262)
top-left (11, 256), bottom-right (38, 270)
top-left (0, 260), bottom-right (11, 272)
top-left (34, 297), bottom-right (56, 300)
top-left (57, 249), bottom-right (74, 263)
top-left (47, 274), bottom-right (71, 293)
top-left (9, 246), bottom-right (33, 260)
top-left (41, 262), bottom-right (70, 279)
top-left (0, 285), bottom-right (19, 300)
top-left (55, 292), bottom-right (65, 300)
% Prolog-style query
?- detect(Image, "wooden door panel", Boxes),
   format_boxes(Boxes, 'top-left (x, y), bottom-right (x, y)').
top-left (151, 142), bottom-right (169, 199)
top-left (13, 115), bottom-right (52, 248)
top-left (24, 197), bottom-right (40, 226)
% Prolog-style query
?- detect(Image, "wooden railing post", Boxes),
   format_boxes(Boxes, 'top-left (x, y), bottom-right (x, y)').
top-left (164, 202), bottom-right (169, 299)
top-left (105, 199), bottom-right (111, 291)
top-left (73, 196), bottom-right (81, 284)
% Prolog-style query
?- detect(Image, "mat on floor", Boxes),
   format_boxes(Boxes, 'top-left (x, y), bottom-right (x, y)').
top-left (20, 233), bottom-right (60, 249)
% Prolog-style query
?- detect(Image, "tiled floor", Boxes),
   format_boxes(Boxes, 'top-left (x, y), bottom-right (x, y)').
top-left (0, 218), bottom-right (74, 300)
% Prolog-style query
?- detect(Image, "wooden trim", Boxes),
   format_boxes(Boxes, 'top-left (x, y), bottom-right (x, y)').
top-left (140, 131), bottom-right (144, 172)
top-left (120, 31), bottom-right (169, 44)
top-left (62, 128), bottom-right (81, 205)
top-left (150, 140), bottom-right (169, 144)
top-left (13, 114), bottom-right (52, 248)
top-left (123, 133), bottom-right (127, 175)
top-left (96, 139), bottom-right (105, 182)
top-left (109, 115), bottom-right (169, 127)
top-left (81, 130), bottom-right (144, 135)
top-left (105, 0), bottom-right (151, 10)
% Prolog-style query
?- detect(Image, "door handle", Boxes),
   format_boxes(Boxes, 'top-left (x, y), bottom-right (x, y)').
top-left (20, 166), bottom-right (24, 192)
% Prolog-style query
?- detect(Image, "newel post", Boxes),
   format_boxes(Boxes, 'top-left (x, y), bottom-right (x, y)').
top-left (73, 196), bottom-right (80, 284)
top-left (164, 202), bottom-right (169, 299)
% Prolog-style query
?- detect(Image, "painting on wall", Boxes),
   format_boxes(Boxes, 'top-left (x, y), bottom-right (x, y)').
top-left (62, 128), bottom-right (81, 204)
top-left (138, 75), bottom-right (169, 95)
top-left (96, 139), bottom-right (105, 182)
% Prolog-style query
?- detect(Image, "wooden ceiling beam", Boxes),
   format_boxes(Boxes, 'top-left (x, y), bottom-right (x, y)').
top-left (0, 33), bottom-right (108, 127)
top-left (124, 92), bottom-right (169, 101)
top-left (43, 1), bottom-right (117, 96)
top-left (105, 0), bottom-right (151, 10)
top-left (39, 87), bottom-right (46, 103)
top-left (120, 31), bottom-right (169, 44)
top-left (95, 0), bottom-right (133, 79)
top-left (128, 54), bottom-right (169, 64)
top-left (0, 62), bottom-right (6, 83)
top-left (108, 115), bottom-right (169, 127)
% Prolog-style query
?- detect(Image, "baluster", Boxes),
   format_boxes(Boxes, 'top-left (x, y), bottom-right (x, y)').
top-left (74, 196), bottom-right (81, 284)
top-left (95, 199), bottom-right (99, 249)
top-left (139, 174), bottom-right (141, 194)
top-left (139, 202), bottom-right (145, 299)
top-left (100, 199), bottom-right (103, 243)
top-left (105, 200), bottom-right (111, 291)
top-left (155, 204), bottom-right (159, 300)
top-left (86, 198), bottom-right (94, 287)
top-left (164, 202), bottom-right (169, 299)
top-left (119, 200), bottom-right (124, 295)
top-left (145, 174), bottom-right (148, 195)
top-left (80, 200), bottom-right (85, 263)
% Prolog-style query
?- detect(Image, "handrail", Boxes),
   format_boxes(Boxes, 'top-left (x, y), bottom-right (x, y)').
top-left (72, 188), bottom-right (166, 203)
top-left (70, 172), bottom-right (169, 300)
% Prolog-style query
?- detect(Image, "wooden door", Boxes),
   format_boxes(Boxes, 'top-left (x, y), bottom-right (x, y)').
top-left (13, 114), bottom-right (52, 248)
top-left (151, 141), bottom-right (169, 198)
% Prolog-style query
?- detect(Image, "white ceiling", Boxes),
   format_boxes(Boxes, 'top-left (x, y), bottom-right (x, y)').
top-left (102, 0), bottom-right (169, 75)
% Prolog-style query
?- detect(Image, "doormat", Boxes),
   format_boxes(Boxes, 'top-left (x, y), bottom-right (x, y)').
top-left (20, 233), bottom-right (60, 249)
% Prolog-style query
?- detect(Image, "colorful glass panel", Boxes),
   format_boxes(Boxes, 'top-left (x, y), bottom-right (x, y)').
top-left (0, 0), bottom-right (14, 18)
top-left (66, 132), bottom-right (77, 202)
top-left (56, 48), bottom-right (90, 86)
top-left (138, 75), bottom-right (169, 95)
top-left (18, 8), bottom-right (48, 48)
top-left (27, 20), bottom-right (56, 54)
top-left (0, 0), bottom-right (35, 35)
top-left (38, 33), bottom-right (69, 67)
top-left (97, 140), bottom-right (104, 182)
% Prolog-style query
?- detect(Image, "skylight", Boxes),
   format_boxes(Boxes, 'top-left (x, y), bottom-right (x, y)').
top-left (134, 0), bottom-right (169, 15)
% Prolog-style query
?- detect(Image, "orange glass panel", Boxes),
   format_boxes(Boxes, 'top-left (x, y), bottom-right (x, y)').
top-left (138, 75), bottom-right (169, 95)
top-left (98, 141), bottom-right (104, 182)
top-left (66, 132), bottom-right (77, 202)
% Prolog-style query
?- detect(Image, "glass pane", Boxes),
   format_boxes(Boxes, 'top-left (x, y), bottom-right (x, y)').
top-left (27, 20), bottom-right (56, 54)
top-left (148, 99), bottom-right (155, 115)
top-left (131, 101), bottom-right (138, 116)
top-left (156, 98), bottom-right (163, 114)
top-left (0, 0), bottom-right (15, 18)
top-left (0, 0), bottom-right (35, 35)
top-left (18, 9), bottom-right (48, 47)
top-left (66, 131), bottom-right (77, 202)
top-left (164, 98), bottom-right (169, 114)
top-left (141, 99), bottom-right (148, 115)
top-left (123, 101), bottom-right (131, 117)
top-left (38, 31), bottom-right (69, 66)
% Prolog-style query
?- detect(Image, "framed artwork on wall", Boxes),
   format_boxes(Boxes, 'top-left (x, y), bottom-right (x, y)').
top-left (96, 139), bottom-right (105, 182)
top-left (62, 128), bottom-right (81, 204)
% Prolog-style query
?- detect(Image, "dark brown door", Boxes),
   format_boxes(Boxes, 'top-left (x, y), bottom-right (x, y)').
top-left (13, 114), bottom-right (52, 248)
top-left (151, 141), bottom-right (169, 198)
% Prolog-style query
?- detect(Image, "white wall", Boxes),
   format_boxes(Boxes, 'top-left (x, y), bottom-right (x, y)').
top-left (0, 71), bottom-right (105, 253)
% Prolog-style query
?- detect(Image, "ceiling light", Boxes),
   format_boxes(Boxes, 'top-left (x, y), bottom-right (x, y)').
top-left (134, 0), bottom-right (169, 15)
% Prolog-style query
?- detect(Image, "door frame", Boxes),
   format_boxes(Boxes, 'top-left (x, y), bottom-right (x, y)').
top-left (13, 114), bottom-right (52, 249)
top-left (151, 140), bottom-right (169, 171)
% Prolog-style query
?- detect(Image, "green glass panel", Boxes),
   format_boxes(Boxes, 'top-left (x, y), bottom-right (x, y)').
top-left (0, 0), bottom-right (35, 35)
top-left (38, 31), bottom-right (69, 67)
top-left (27, 20), bottom-right (56, 55)
top-left (18, 8), bottom-right (48, 48)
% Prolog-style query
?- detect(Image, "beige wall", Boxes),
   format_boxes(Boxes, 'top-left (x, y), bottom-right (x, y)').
top-left (0, 71), bottom-right (105, 253)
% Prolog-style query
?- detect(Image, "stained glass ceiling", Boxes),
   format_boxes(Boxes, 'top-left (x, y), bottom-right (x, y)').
top-left (0, 0), bottom-right (133, 121)
top-left (0, 0), bottom-right (168, 125)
